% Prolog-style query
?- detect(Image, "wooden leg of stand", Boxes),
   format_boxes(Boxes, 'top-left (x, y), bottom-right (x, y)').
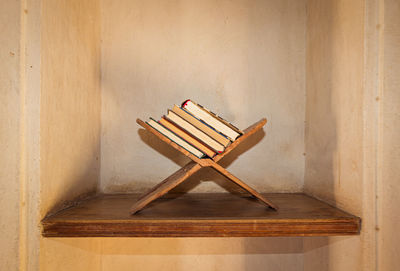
top-left (130, 161), bottom-right (202, 214)
top-left (209, 162), bottom-right (278, 210)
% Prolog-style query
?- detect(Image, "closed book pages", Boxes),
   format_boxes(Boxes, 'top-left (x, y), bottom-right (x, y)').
top-left (171, 105), bottom-right (230, 147)
top-left (166, 110), bottom-right (225, 153)
top-left (159, 117), bottom-right (216, 158)
top-left (181, 100), bottom-right (243, 141)
top-left (146, 118), bottom-right (205, 158)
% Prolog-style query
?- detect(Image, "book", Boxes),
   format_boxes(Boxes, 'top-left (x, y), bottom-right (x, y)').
top-left (159, 117), bottom-right (216, 158)
top-left (171, 105), bottom-right (231, 147)
top-left (146, 118), bottom-right (206, 158)
top-left (165, 110), bottom-right (225, 153)
top-left (181, 100), bottom-right (243, 141)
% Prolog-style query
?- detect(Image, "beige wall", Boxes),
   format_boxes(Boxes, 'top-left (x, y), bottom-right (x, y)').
top-left (304, 0), bottom-right (365, 213)
top-left (2, 0), bottom-right (400, 270)
top-left (39, 0), bottom-right (101, 270)
top-left (378, 0), bottom-right (400, 269)
top-left (0, 0), bottom-right (22, 269)
top-left (39, 0), bottom-right (101, 216)
top-left (100, 0), bottom-right (307, 194)
top-left (41, 237), bottom-right (303, 271)
top-left (303, 0), bottom-right (366, 270)
top-left (304, 0), bottom-right (400, 270)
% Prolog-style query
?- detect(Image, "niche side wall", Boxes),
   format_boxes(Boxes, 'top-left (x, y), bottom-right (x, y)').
top-left (39, 0), bottom-right (102, 270)
top-left (303, 0), bottom-right (365, 270)
top-left (39, 0), bottom-right (101, 215)
top-left (303, 0), bottom-right (400, 270)
top-left (0, 0), bottom-right (22, 269)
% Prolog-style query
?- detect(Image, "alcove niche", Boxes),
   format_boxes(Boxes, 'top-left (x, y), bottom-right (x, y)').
top-left (40, 0), bottom-right (364, 237)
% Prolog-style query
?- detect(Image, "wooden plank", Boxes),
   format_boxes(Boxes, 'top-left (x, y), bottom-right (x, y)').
top-left (42, 193), bottom-right (361, 237)
top-left (214, 118), bottom-right (267, 162)
top-left (136, 119), bottom-right (210, 167)
top-left (130, 161), bottom-right (201, 214)
top-left (209, 162), bottom-right (278, 210)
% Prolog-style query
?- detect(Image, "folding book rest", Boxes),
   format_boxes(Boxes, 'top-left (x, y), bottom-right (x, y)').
top-left (130, 118), bottom-right (278, 214)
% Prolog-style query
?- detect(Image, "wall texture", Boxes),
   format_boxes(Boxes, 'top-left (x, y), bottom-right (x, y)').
top-left (303, 0), bottom-right (366, 270)
top-left (39, 0), bottom-right (101, 215)
top-left (100, 0), bottom-right (306, 194)
top-left (0, 0), bottom-right (22, 269)
top-left (41, 237), bottom-right (303, 271)
top-left (39, 0), bottom-right (101, 270)
top-left (304, 0), bottom-right (400, 270)
top-left (378, 0), bottom-right (400, 269)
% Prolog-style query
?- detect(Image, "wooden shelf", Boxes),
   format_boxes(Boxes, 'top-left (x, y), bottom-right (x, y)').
top-left (42, 193), bottom-right (360, 237)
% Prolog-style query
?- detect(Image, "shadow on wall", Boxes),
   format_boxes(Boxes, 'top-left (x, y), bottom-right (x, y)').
top-left (43, 163), bottom-right (99, 217)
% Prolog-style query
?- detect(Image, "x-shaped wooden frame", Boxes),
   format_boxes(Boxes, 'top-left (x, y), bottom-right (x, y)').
top-left (131, 118), bottom-right (278, 214)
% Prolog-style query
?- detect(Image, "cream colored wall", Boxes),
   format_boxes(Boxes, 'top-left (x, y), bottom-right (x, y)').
top-left (0, 0), bottom-right (22, 269)
top-left (304, 0), bottom-right (365, 213)
top-left (378, 0), bottom-right (400, 269)
top-left (39, 0), bottom-right (101, 215)
top-left (41, 237), bottom-right (303, 271)
top-left (304, 0), bottom-right (400, 270)
top-left (303, 0), bottom-right (367, 270)
top-left (39, 0), bottom-right (101, 270)
top-left (100, 0), bottom-right (306, 194)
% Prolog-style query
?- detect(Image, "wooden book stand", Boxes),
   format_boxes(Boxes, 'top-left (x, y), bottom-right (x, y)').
top-left (130, 118), bottom-right (278, 214)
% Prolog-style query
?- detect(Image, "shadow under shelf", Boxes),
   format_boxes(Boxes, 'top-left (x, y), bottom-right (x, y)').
top-left (42, 192), bottom-right (361, 237)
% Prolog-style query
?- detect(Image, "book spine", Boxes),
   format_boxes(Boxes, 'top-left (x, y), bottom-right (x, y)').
top-left (167, 110), bottom-right (225, 153)
top-left (161, 117), bottom-right (216, 158)
top-left (182, 99), bottom-right (243, 136)
top-left (196, 102), bottom-right (243, 135)
top-left (147, 118), bottom-right (206, 158)
top-left (180, 107), bottom-right (231, 144)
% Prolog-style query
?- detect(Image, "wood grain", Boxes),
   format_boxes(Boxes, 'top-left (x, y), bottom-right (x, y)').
top-left (42, 193), bottom-right (361, 237)
top-left (130, 161), bottom-right (201, 214)
top-left (136, 119), bottom-right (208, 166)
top-left (210, 163), bottom-right (278, 210)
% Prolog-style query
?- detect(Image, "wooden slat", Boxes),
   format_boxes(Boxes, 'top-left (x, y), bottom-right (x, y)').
top-left (130, 161), bottom-right (201, 214)
top-left (42, 193), bottom-right (361, 237)
top-left (214, 118), bottom-right (267, 162)
top-left (209, 162), bottom-right (278, 210)
top-left (136, 119), bottom-right (209, 166)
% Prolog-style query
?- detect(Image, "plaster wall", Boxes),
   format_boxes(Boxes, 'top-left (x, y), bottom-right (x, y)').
top-left (0, 0), bottom-right (22, 269)
top-left (378, 0), bottom-right (400, 269)
top-left (304, 0), bottom-right (400, 270)
top-left (100, 0), bottom-right (307, 194)
top-left (38, 0), bottom-right (101, 270)
top-left (39, 0), bottom-right (101, 216)
top-left (303, 0), bottom-right (366, 270)
top-left (41, 237), bottom-right (303, 271)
